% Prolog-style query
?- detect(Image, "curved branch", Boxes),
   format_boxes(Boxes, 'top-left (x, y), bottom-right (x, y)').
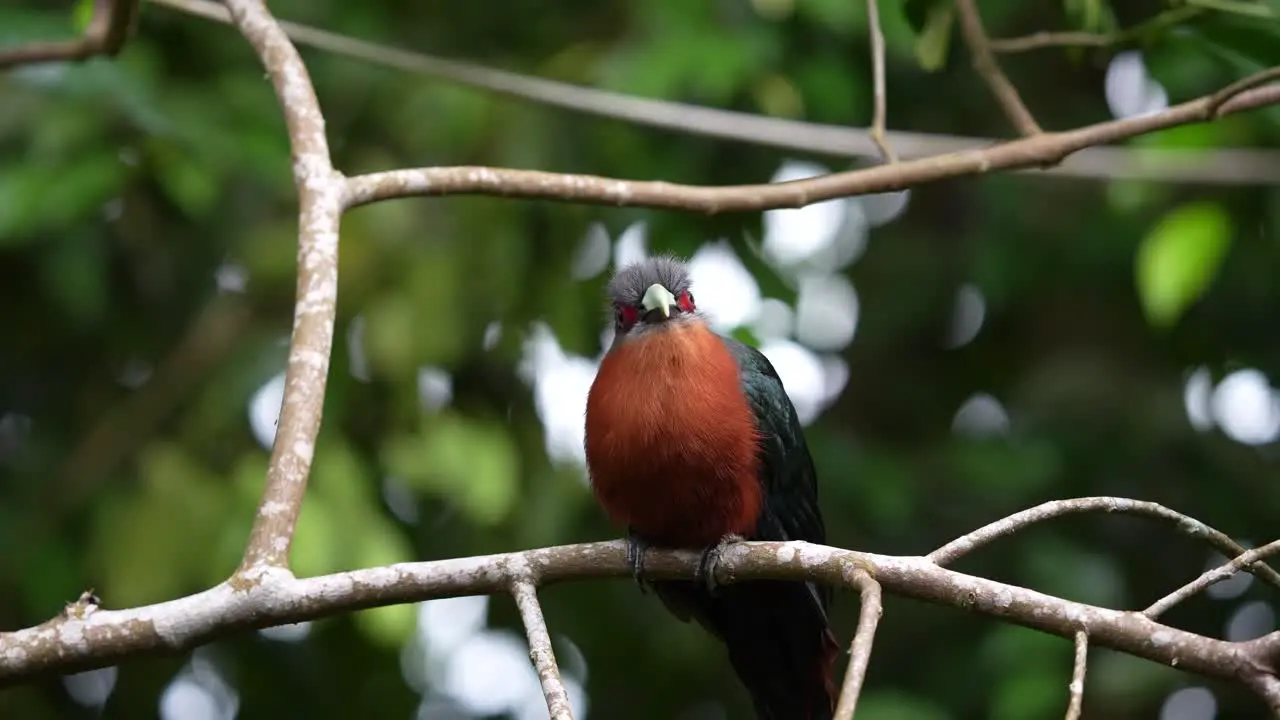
top-left (222, 0), bottom-right (345, 571)
top-left (927, 496), bottom-right (1280, 592)
top-left (0, 0), bottom-right (138, 69)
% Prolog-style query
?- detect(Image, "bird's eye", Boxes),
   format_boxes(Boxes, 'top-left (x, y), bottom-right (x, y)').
top-left (617, 304), bottom-right (639, 329)
top-left (677, 292), bottom-right (696, 313)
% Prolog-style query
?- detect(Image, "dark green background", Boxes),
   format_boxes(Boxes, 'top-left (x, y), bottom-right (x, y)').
top-left (2, 0), bottom-right (1279, 718)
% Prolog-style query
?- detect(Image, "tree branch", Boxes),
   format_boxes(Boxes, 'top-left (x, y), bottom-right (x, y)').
top-left (927, 496), bottom-right (1280, 591)
top-left (864, 0), bottom-right (895, 163)
top-left (954, 0), bottom-right (1042, 135)
top-left (1145, 538), bottom-right (1280, 619)
top-left (221, 0), bottom-right (345, 571)
top-left (988, 6), bottom-right (1206, 53)
top-left (2, 539), bottom-right (1278, 704)
top-left (833, 568), bottom-right (881, 720)
top-left (340, 74), bottom-right (1279, 213)
top-left (146, 0), bottom-right (1280, 185)
top-left (0, 0), bottom-right (139, 69)
top-left (512, 580), bottom-right (573, 720)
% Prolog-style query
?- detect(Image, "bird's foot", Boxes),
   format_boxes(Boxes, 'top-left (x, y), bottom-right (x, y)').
top-left (698, 533), bottom-right (745, 594)
top-left (625, 528), bottom-right (651, 594)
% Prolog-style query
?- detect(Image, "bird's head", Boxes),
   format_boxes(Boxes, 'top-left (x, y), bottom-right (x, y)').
top-left (606, 255), bottom-right (700, 340)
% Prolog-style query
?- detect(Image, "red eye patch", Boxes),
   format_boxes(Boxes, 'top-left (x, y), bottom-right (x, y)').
top-left (677, 292), bottom-right (696, 312)
top-left (619, 305), bottom-right (639, 327)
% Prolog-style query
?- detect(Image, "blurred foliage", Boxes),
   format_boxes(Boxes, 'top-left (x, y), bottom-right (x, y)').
top-left (1, 0), bottom-right (1279, 718)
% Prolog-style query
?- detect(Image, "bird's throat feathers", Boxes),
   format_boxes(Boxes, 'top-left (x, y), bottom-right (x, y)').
top-left (585, 322), bottom-right (763, 546)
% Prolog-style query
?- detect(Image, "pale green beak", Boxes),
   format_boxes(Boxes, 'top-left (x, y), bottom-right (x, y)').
top-left (641, 283), bottom-right (677, 318)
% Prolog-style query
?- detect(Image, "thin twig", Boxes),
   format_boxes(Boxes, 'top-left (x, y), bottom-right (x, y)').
top-left (1144, 538), bottom-right (1280, 619)
top-left (342, 72), bottom-right (1280, 214)
top-left (865, 0), bottom-right (895, 162)
top-left (989, 31), bottom-right (1110, 53)
top-left (0, 0), bottom-right (139, 69)
top-left (833, 568), bottom-right (882, 720)
top-left (1207, 66), bottom-right (1280, 117)
top-left (954, 0), bottom-right (1043, 135)
top-left (512, 580), bottom-right (573, 720)
top-left (0, 539), bottom-right (1274, 696)
top-left (221, 0), bottom-right (345, 572)
top-left (1065, 631), bottom-right (1088, 720)
top-left (146, 0), bottom-right (1280, 184)
top-left (927, 496), bottom-right (1280, 591)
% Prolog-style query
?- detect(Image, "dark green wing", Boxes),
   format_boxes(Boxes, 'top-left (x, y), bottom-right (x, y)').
top-left (721, 336), bottom-right (831, 610)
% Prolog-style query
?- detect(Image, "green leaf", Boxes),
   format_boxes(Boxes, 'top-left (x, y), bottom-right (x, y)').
top-left (1063, 0), bottom-right (1118, 34)
top-left (72, 0), bottom-right (94, 31)
top-left (909, 0), bottom-right (955, 72)
top-left (1135, 201), bottom-right (1232, 327)
top-left (0, 153), bottom-right (124, 244)
top-left (383, 415), bottom-right (521, 526)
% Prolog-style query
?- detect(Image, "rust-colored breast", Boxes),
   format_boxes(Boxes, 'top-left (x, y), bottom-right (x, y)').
top-left (584, 323), bottom-right (763, 547)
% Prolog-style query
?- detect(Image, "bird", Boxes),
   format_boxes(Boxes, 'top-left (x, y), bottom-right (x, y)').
top-left (584, 255), bottom-right (839, 720)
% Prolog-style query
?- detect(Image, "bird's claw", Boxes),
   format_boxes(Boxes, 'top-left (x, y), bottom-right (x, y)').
top-left (625, 528), bottom-right (651, 594)
top-left (698, 533), bottom-right (745, 594)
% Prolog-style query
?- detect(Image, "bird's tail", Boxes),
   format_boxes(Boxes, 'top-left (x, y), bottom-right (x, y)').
top-left (675, 579), bottom-right (839, 720)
